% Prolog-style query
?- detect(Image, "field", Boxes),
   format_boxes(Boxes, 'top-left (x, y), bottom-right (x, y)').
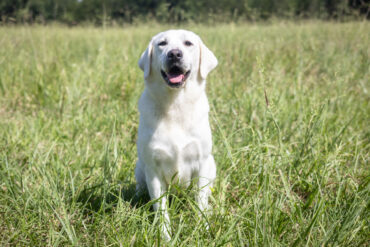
top-left (0, 22), bottom-right (369, 246)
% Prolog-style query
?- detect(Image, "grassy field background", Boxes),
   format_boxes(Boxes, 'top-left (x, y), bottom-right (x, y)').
top-left (0, 22), bottom-right (369, 246)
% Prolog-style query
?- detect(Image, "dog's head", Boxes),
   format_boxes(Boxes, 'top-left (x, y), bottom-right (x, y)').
top-left (139, 30), bottom-right (217, 89)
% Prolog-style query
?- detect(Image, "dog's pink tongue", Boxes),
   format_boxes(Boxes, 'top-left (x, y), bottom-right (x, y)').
top-left (168, 74), bottom-right (184, 83)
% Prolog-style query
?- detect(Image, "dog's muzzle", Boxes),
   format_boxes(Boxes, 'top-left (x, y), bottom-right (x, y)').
top-left (161, 49), bottom-right (190, 88)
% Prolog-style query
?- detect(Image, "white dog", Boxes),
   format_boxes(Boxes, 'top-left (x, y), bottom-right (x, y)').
top-left (135, 29), bottom-right (218, 240)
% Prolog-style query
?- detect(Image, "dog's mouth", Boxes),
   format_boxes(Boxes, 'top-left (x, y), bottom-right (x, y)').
top-left (161, 66), bottom-right (190, 88)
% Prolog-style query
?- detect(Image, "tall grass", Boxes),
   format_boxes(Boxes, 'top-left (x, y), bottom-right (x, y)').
top-left (0, 21), bottom-right (369, 246)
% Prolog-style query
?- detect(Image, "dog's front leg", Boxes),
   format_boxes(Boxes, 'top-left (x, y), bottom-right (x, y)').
top-left (145, 170), bottom-right (171, 241)
top-left (196, 177), bottom-right (212, 231)
top-left (197, 155), bottom-right (216, 211)
top-left (196, 155), bottom-right (216, 230)
top-left (196, 177), bottom-right (212, 212)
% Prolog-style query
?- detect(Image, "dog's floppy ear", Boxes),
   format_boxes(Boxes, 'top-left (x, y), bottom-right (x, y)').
top-left (138, 40), bottom-right (153, 79)
top-left (199, 39), bottom-right (218, 80)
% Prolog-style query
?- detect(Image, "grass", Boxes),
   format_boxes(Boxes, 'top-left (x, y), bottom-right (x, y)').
top-left (0, 21), bottom-right (369, 246)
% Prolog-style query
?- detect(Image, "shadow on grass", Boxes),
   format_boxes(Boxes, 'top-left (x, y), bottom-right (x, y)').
top-left (76, 182), bottom-right (151, 214)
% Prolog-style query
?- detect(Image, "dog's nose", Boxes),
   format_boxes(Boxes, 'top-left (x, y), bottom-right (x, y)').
top-left (167, 49), bottom-right (183, 61)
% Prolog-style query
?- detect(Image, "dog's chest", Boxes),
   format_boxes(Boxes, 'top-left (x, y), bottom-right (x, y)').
top-left (150, 121), bottom-right (205, 186)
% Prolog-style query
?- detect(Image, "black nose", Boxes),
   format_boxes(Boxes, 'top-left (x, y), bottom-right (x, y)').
top-left (167, 49), bottom-right (183, 61)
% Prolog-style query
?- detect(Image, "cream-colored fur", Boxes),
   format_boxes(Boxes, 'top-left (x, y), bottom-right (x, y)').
top-left (135, 30), bottom-right (218, 240)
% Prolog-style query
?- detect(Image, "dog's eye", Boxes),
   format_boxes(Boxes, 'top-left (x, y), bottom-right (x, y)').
top-left (184, 41), bottom-right (193, 46)
top-left (158, 41), bottom-right (167, 46)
